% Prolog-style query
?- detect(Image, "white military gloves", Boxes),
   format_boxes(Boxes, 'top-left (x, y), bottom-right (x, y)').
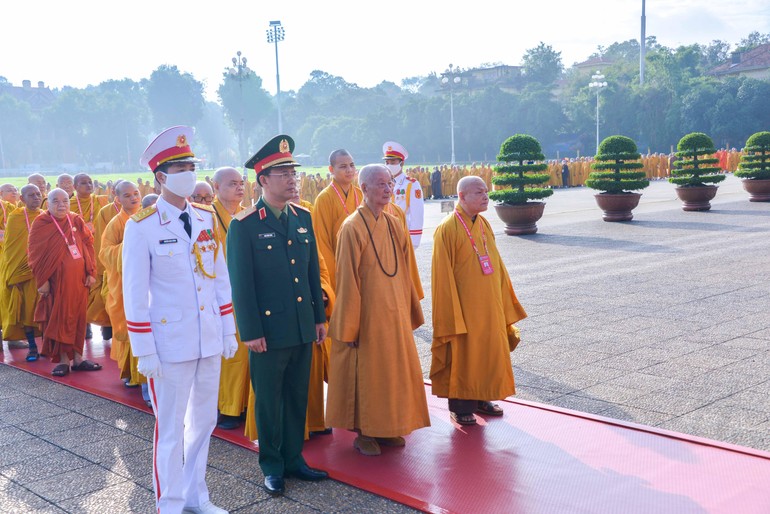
top-left (137, 354), bottom-right (163, 379)
top-left (223, 334), bottom-right (238, 360)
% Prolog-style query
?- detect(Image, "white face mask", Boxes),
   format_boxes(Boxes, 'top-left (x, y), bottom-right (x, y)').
top-left (386, 163), bottom-right (402, 176)
top-left (161, 171), bottom-right (197, 198)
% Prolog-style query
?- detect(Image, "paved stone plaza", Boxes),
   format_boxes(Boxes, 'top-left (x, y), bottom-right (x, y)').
top-left (2, 175), bottom-right (769, 513)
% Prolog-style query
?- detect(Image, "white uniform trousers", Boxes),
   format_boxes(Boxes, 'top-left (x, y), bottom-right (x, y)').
top-left (148, 355), bottom-right (221, 514)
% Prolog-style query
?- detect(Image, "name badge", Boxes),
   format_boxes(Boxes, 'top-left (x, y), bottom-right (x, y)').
top-left (68, 244), bottom-right (83, 260)
top-left (0, 230), bottom-right (4, 242)
top-left (159, 238), bottom-right (178, 245)
top-left (258, 233), bottom-right (276, 239)
top-left (479, 255), bottom-right (493, 275)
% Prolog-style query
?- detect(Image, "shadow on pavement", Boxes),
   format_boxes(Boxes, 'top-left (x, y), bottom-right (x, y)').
top-left (518, 233), bottom-right (674, 253)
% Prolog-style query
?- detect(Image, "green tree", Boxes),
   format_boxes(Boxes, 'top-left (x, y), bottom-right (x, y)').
top-left (217, 67), bottom-right (273, 162)
top-left (522, 42), bottom-right (563, 86)
top-left (146, 65), bottom-right (204, 131)
top-left (0, 94), bottom-right (37, 168)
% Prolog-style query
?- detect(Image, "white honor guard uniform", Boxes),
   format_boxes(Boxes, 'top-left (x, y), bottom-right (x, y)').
top-left (123, 126), bottom-right (236, 514)
top-left (383, 141), bottom-right (424, 248)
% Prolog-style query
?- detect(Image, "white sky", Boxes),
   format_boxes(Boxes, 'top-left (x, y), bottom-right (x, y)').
top-left (2, 0), bottom-right (768, 101)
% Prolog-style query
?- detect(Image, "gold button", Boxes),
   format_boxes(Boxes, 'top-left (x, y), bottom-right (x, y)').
top-left (288, 240), bottom-right (293, 246)
top-left (305, 239), bottom-right (308, 243)
top-left (294, 278), bottom-right (299, 283)
top-left (197, 287), bottom-right (201, 292)
top-left (200, 306), bottom-right (205, 311)
top-left (291, 259), bottom-right (295, 264)
top-left (161, 318), bottom-right (167, 325)
top-left (265, 310), bottom-right (271, 316)
top-left (169, 251), bottom-right (174, 256)
top-left (267, 245), bottom-right (272, 250)
top-left (297, 296), bottom-right (302, 302)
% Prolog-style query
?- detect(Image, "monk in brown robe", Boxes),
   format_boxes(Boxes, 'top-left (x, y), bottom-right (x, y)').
top-left (326, 164), bottom-right (430, 456)
top-left (0, 185), bottom-right (43, 359)
top-left (431, 176), bottom-right (527, 425)
top-left (29, 188), bottom-right (100, 376)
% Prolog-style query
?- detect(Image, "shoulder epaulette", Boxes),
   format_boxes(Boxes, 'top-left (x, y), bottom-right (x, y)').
top-left (131, 205), bottom-right (157, 222)
top-left (233, 205), bottom-right (257, 221)
top-left (407, 176), bottom-right (417, 182)
top-left (290, 201), bottom-right (311, 213)
top-left (191, 202), bottom-right (215, 213)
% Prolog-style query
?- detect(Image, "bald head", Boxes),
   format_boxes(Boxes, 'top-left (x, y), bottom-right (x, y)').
top-left (28, 173), bottom-right (46, 192)
top-left (212, 167), bottom-right (245, 204)
top-left (115, 180), bottom-right (136, 197)
top-left (358, 164), bottom-right (393, 210)
top-left (142, 194), bottom-right (159, 209)
top-left (47, 188), bottom-right (70, 218)
top-left (20, 184), bottom-right (43, 210)
top-left (190, 181), bottom-right (214, 205)
top-left (57, 174), bottom-right (74, 196)
top-left (457, 175), bottom-right (489, 216)
top-left (0, 183), bottom-right (19, 203)
top-left (457, 175), bottom-right (485, 195)
top-left (115, 181), bottom-right (141, 214)
top-left (73, 173), bottom-right (93, 198)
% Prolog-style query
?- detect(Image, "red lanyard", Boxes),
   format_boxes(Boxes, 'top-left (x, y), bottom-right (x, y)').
top-left (454, 210), bottom-right (488, 258)
top-left (113, 200), bottom-right (120, 213)
top-left (51, 213), bottom-right (76, 246)
top-left (75, 194), bottom-right (94, 224)
top-left (23, 208), bottom-right (32, 233)
top-left (331, 182), bottom-right (359, 215)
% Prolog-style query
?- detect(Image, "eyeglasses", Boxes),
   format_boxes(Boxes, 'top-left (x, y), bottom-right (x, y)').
top-left (191, 195), bottom-right (214, 202)
top-left (268, 170), bottom-right (297, 179)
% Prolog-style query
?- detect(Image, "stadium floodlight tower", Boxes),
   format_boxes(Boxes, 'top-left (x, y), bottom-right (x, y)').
top-left (266, 20), bottom-right (285, 133)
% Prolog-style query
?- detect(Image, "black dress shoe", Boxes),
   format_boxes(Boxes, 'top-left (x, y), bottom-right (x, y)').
top-left (285, 464), bottom-right (328, 481)
top-left (264, 475), bottom-right (284, 495)
top-left (309, 428), bottom-right (332, 437)
top-left (216, 415), bottom-right (240, 430)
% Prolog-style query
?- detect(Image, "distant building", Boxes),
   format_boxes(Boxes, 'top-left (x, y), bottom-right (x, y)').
top-left (0, 80), bottom-right (56, 110)
top-left (440, 64), bottom-right (523, 93)
top-left (572, 56), bottom-right (615, 77)
top-left (708, 43), bottom-right (770, 81)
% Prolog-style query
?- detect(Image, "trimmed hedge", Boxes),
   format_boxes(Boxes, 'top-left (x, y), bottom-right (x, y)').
top-left (735, 131), bottom-right (770, 180)
top-left (585, 135), bottom-right (649, 193)
top-left (489, 134), bottom-right (553, 205)
top-left (669, 132), bottom-right (725, 187)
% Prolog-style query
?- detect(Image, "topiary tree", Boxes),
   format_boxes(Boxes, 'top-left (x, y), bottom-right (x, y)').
top-left (669, 132), bottom-right (725, 187)
top-left (585, 135), bottom-right (649, 193)
top-left (489, 134), bottom-right (553, 205)
top-left (735, 131), bottom-right (770, 180)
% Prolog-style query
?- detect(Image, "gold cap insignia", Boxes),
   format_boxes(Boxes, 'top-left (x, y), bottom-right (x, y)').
top-left (176, 135), bottom-right (187, 147)
top-left (279, 139), bottom-right (290, 153)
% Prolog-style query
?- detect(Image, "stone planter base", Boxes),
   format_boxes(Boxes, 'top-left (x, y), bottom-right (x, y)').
top-left (675, 185), bottom-right (719, 211)
top-left (593, 193), bottom-right (642, 222)
top-left (741, 179), bottom-right (770, 202)
top-left (494, 202), bottom-right (545, 235)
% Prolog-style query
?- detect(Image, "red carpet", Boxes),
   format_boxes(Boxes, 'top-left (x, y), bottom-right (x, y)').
top-left (3, 341), bottom-right (770, 514)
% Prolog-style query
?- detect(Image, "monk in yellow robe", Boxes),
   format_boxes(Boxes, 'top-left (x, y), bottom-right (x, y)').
top-left (312, 149), bottom-right (362, 291)
top-left (30, 188), bottom-right (100, 376)
top-left (69, 174), bottom-right (110, 333)
top-left (100, 181), bottom-right (143, 385)
top-left (384, 201), bottom-right (424, 299)
top-left (327, 164), bottom-right (430, 457)
top-left (431, 176), bottom-right (527, 425)
top-left (0, 185), bottom-right (43, 358)
top-left (27, 175), bottom-right (48, 210)
top-left (209, 167), bottom-right (250, 430)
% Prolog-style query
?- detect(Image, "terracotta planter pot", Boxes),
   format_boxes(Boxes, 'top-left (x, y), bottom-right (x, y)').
top-left (494, 202), bottom-right (545, 235)
top-left (593, 193), bottom-right (642, 222)
top-left (675, 185), bottom-right (719, 211)
top-left (741, 179), bottom-right (770, 202)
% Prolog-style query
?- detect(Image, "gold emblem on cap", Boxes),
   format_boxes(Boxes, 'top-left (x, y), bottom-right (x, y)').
top-left (279, 139), bottom-right (290, 153)
top-left (387, 145), bottom-right (393, 152)
top-left (176, 134), bottom-right (187, 147)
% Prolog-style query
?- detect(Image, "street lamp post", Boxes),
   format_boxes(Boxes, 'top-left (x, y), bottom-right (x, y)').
top-left (442, 64), bottom-right (461, 165)
top-left (266, 20), bottom-right (285, 134)
top-left (228, 50), bottom-right (248, 163)
top-left (589, 71), bottom-right (608, 153)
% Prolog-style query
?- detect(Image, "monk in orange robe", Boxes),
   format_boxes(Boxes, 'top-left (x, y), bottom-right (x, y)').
top-left (29, 188), bottom-right (100, 376)
top-left (327, 164), bottom-right (430, 457)
top-left (0, 185), bottom-right (43, 359)
top-left (431, 176), bottom-right (527, 425)
top-left (384, 201), bottom-right (424, 299)
top-left (100, 181), bottom-right (143, 386)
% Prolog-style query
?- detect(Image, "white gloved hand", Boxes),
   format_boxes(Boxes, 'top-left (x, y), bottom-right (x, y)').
top-left (137, 354), bottom-right (163, 379)
top-left (223, 334), bottom-right (239, 360)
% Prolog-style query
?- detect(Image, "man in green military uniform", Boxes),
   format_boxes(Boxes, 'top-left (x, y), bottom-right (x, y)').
top-left (226, 135), bottom-right (328, 496)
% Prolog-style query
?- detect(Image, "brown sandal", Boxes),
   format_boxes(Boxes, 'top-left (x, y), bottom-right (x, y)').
top-left (450, 412), bottom-right (477, 426)
top-left (476, 401), bottom-right (504, 416)
top-left (52, 364), bottom-right (70, 377)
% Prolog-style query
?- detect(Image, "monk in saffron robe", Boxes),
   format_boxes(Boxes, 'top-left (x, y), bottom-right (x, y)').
top-left (28, 174), bottom-right (48, 210)
top-left (100, 181), bottom-right (143, 385)
top-left (431, 176), bottom-right (527, 425)
top-left (69, 174), bottom-right (110, 337)
top-left (327, 164), bottom-right (429, 457)
top-left (384, 201), bottom-right (424, 300)
top-left (209, 167), bottom-right (250, 430)
top-left (313, 149), bottom-right (362, 291)
top-left (29, 188), bottom-right (100, 376)
top-left (0, 185), bottom-right (43, 359)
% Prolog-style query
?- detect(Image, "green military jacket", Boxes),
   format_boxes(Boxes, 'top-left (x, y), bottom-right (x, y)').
top-left (226, 197), bottom-right (325, 348)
